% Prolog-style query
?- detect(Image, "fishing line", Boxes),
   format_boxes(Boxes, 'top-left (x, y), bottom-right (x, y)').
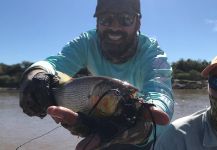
top-left (88, 88), bottom-right (120, 115)
top-left (16, 89), bottom-right (121, 150)
top-left (145, 106), bottom-right (157, 150)
top-left (82, 88), bottom-right (120, 150)
top-left (82, 88), bottom-right (143, 150)
top-left (81, 89), bottom-right (157, 150)
top-left (16, 125), bottom-right (61, 150)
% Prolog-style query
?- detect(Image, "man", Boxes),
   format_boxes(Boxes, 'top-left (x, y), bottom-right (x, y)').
top-left (19, 0), bottom-right (174, 149)
top-left (154, 56), bottom-right (217, 150)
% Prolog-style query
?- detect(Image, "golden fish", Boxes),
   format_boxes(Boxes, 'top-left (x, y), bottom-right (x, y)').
top-left (53, 76), bottom-right (138, 117)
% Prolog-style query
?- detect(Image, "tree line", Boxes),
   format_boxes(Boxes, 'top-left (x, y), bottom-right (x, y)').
top-left (172, 59), bottom-right (209, 81)
top-left (0, 59), bottom-right (210, 88)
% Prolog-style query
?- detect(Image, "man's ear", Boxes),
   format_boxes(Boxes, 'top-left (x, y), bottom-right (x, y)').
top-left (136, 18), bottom-right (141, 31)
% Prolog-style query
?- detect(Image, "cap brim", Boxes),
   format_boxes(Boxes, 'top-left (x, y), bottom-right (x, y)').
top-left (201, 64), bottom-right (217, 77)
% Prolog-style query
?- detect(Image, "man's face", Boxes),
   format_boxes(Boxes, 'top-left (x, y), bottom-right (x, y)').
top-left (209, 69), bottom-right (217, 97)
top-left (97, 12), bottom-right (139, 42)
top-left (208, 68), bottom-right (217, 128)
top-left (97, 12), bottom-right (140, 54)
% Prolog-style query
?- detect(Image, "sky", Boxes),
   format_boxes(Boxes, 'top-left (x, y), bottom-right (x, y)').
top-left (0, 0), bottom-right (216, 65)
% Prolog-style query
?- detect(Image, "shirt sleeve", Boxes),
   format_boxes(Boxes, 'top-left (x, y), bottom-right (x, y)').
top-left (44, 32), bottom-right (90, 76)
top-left (140, 38), bottom-right (174, 120)
top-left (138, 38), bottom-right (174, 143)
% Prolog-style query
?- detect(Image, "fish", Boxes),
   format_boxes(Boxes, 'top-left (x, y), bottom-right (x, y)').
top-left (17, 75), bottom-right (168, 150)
top-left (53, 76), bottom-right (139, 117)
top-left (52, 75), bottom-right (169, 148)
top-left (53, 75), bottom-right (154, 148)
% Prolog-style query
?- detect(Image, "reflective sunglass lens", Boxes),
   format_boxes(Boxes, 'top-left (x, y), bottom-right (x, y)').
top-left (98, 13), bottom-right (135, 27)
top-left (209, 76), bottom-right (217, 90)
top-left (119, 14), bottom-right (135, 26)
top-left (98, 16), bottom-right (113, 26)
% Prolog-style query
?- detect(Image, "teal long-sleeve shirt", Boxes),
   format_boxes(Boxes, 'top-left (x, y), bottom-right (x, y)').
top-left (31, 29), bottom-right (174, 143)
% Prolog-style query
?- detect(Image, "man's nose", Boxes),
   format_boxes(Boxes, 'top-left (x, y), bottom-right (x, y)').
top-left (109, 19), bottom-right (122, 31)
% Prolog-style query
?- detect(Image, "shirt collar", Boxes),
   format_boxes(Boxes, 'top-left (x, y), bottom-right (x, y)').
top-left (203, 108), bottom-right (217, 147)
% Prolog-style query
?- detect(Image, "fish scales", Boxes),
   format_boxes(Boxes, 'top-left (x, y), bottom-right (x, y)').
top-left (53, 76), bottom-right (138, 115)
top-left (54, 77), bottom-right (104, 112)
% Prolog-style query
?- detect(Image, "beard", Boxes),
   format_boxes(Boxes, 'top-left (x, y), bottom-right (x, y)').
top-left (209, 94), bottom-right (217, 131)
top-left (98, 29), bottom-right (138, 64)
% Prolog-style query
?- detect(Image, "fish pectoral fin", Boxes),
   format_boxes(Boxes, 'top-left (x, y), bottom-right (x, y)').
top-left (56, 71), bottom-right (73, 85)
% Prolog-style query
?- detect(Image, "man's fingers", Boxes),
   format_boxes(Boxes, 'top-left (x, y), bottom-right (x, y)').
top-left (144, 106), bottom-right (170, 125)
top-left (47, 106), bottom-right (78, 125)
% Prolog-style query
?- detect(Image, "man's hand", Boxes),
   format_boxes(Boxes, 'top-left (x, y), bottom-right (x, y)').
top-left (47, 106), bottom-right (101, 150)
top-left (46, 102), bottom-right (170, 150)
top-left (143, 105), bottom-right (170, 125)
top-left (19, 70), bottom-right (58, 118)
top-left (47, 106), bottom-right (79, 125)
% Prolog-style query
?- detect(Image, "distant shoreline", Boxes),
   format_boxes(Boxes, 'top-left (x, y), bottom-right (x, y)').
top-left (172, 79), bottom-right (208, 89)
top-left (0, 80), bottom-right (208, 91)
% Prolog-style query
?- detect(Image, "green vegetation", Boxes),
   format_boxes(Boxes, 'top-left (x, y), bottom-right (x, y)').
top-left (172, 59), bottom-right (209, 81)
top-left (0, 61), bottom-right (33, 88)
top-left (0, 59), bottom-right (210, 88)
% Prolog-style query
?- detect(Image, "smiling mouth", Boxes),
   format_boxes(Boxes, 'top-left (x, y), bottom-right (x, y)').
top-left (108, 33), bottom-right (123, 41)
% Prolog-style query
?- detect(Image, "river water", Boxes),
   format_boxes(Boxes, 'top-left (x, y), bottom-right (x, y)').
top-left (0, 89), bottom-right (210, 150)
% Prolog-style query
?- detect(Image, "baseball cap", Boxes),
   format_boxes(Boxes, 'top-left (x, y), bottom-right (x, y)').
top-left (201, 56), bottom-right (217, 77)
top-left (94, 0), bottom-right (141, 17)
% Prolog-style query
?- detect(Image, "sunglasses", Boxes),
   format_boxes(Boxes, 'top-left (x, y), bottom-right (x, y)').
top-left (98, 13), bottom-right (137, 27)
top-left (209, 76), bottom-right (217, 90)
